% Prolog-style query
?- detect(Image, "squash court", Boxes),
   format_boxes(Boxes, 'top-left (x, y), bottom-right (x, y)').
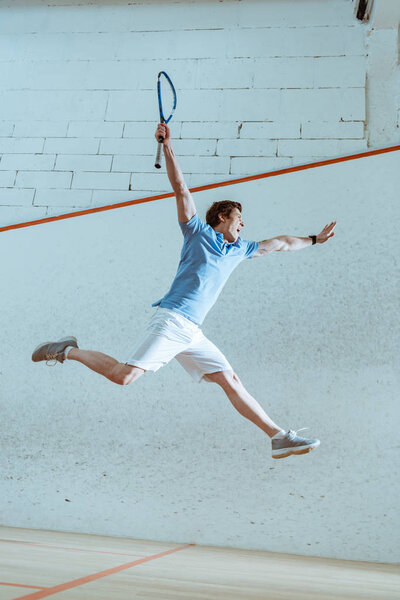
top-left (1, 149), bottom-right (399, 599)
top-left (1, 1), bottom-right (399, 598)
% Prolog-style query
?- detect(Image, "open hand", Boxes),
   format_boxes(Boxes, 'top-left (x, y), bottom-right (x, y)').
top-left (155, 123), bottom-right (171, 143)
top-left (317, 221), bottom-right (337, 244)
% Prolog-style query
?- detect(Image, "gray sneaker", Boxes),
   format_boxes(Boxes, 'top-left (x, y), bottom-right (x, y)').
top-left (32, 336), bottom-right (78, 365)
top-left (272, 428), bottom-right (320, 459)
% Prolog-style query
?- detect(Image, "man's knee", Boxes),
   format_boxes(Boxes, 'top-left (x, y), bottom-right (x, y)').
top-left (203, 369), bottom-right (240, 389)
top-left (111, 364), bottom-right (145, 385)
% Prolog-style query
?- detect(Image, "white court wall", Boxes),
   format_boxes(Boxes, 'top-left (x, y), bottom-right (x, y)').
top-left (1, 150), bottom-right (399, 563)
top-left (0, 0), bottom-right (380, 227)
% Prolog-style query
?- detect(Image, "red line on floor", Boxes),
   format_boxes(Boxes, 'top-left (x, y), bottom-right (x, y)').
top-left (0, 538), bottom-right (145, 558)
top-left (0, 582), bottom-right (47, 590)
top-left (0, 145), bottom-right (399, 234)
top-left (13, 543), bottom-right (194, 600)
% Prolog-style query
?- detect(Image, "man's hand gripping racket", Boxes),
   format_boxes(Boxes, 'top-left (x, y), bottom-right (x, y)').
top-left (155, 123), bottom-right (171, 155)
top-left (154, 71), bottom-right (177, 169)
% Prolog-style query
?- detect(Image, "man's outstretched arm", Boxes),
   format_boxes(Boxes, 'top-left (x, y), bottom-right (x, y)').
top-left (155, 123), bottom-right (196, 223)
top-left (253, 221), bottom-right (337, 256)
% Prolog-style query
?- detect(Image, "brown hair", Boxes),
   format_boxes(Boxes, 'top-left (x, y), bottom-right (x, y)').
top-left (205, 200), bottom-right (242, 228)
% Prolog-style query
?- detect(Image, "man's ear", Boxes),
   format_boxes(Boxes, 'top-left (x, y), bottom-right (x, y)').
top-left (218, 213), bottom-right (225, 224)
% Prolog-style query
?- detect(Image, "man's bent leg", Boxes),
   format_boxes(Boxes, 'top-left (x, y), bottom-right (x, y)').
top-left (203, 370), bottom-right (282, 438)
top-left (67, 348), bottom-right (145, 385)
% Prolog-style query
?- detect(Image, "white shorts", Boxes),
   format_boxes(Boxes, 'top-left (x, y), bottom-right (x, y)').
top-left (125, 307), bottom-right (233, 383)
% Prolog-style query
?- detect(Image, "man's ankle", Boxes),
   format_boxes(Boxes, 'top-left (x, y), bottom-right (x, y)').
top-left (271, 429), bottom-right (286, 440)
top-left (64, 346), bottom-right (76, 360)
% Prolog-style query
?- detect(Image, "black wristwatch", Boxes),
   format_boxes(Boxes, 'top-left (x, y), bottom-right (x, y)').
top-left (309, 235), bottom-right (317, 245)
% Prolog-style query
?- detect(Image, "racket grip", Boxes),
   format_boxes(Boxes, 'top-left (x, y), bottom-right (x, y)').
top-left (154, 137), bottom-right (164, 169)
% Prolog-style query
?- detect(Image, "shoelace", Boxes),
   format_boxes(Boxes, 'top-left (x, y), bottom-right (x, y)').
top-left (45, 352), bottom-right (61, 366)
top-left (287, 427), bottom-right (308, 440)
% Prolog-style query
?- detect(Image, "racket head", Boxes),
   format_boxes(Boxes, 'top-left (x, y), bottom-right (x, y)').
top-left (157, 71), bottom-right (177, 124)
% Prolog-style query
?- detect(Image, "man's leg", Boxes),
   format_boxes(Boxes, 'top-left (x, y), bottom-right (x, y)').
top-left (203, 370), bottom-right (281, 437)
top-left (32, 337), bottom-right (145, 385)
top-left (67, 348), bottom-right (145, 385)
top-left (204, 369), bottom-right (320, 458)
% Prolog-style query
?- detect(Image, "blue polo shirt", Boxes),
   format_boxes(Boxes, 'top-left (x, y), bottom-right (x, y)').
top-left (152, 213), bottom-right (259, 325)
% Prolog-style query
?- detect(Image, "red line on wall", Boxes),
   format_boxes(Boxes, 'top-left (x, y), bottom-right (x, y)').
top-left (14, 543), bottom-right (194, 600)
top-left (1, 145), bottom-right (399, 235)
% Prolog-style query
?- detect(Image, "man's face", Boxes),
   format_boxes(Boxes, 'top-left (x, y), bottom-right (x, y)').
top-left (223, 208), bottom-right (244, 241)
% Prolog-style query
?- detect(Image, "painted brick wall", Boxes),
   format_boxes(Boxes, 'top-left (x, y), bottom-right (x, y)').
top-left (366, 28), bottom-right (400, 147)
top-left (0, 0), bottom-right (370, 226)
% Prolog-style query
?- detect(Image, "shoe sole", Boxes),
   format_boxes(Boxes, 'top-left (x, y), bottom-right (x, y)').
top-left (32, 336), bottom-right (78, 362)
top-left (272, 441), bottom-right (320, 459)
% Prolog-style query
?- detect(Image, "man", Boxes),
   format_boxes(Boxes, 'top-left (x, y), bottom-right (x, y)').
top-left (32, 123), bottom-right (336, 460)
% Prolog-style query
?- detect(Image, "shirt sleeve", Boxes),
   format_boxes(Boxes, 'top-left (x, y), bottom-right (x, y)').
top-left (241, 239), bottom-right (259, 259)
top-left (178, 213), bottom-right (206, 237)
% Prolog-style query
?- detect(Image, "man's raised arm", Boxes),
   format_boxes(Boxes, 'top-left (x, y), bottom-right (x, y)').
top-left (253, 222), bottom-right (337, 257)
top-left (155, 123), bottom-right (196, 223)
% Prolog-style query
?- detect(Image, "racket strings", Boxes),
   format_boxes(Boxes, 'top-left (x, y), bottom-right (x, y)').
top-left (158, 71), bottom-right (177, 124)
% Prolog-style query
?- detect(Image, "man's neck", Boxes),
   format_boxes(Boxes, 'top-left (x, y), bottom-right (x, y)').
top-left (213, 226), bottom-right (230, 243)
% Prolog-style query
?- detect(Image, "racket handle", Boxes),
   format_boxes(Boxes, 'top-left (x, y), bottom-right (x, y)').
top-left (154, 136), bottom-right (164, 169)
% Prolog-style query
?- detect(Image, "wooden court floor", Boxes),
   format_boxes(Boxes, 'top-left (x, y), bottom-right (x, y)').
top-left (0, 526), bottom-right (399, 600)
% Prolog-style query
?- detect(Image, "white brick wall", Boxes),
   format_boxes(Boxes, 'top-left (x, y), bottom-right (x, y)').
top-left (0, 154), bottom-right (56, 171)
top-left (366, 28), bottom-right (400, 147)
top-left (15, 171), bottom-right (73, 189)
top-left (0, 27), bottom-right (365, 62)
top-left (34, 189), bottom-right (92, 207)
top-left (240, 122), bottom-right (300, 139)
top-left (44, 139), bottom-right (100, 155)
top-left (13, 122), bottom-right (68, 138)
top-left (0, 1), bottom-right (357, 33)
top-left (55, 155), bottom-right (112, 172)
top-left (112, 155), bottom-right (230, 174)
top-left (216, 139), bottom-right (277, 157)
top-left (0, 171), bottom-right (16, 187)
top-left (0, 138), bottom-right (44, 153)
top-left (278, 139), bottom-right (368, 157)
top-left (0, 122), bottom-right (14, 137)
top-left (0, 92), bottom-right (108, 121)
top-left (0, 189), bottom-right (35, 206)
top-left (0, 0), bottom-right (373, 225)
top-left (230, 156), bottom-right (293, 175)
top-left (180, 122), bottom-right (238, 139)
top-left (301, 121), bottom-right (364, 139)
top-left (67, 122), bottom-right (124, 139)
top-left (71, 172), bottom-right (130, 191)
